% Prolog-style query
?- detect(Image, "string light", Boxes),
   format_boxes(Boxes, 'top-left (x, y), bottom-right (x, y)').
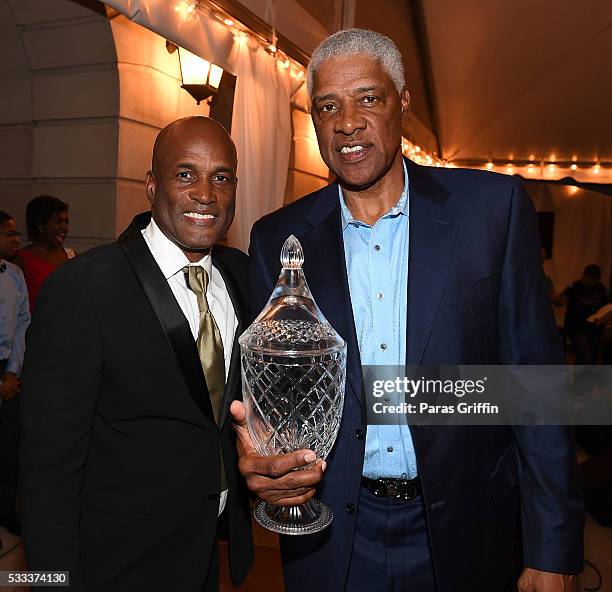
top-left (223, 18), bottom-right (233, 26)
top-left (486, 162), bottom-right (493, 170)
top-left (570, 164), bottom-right (577, 171)
top-left (593, 163), bottom-right (601, 174)
top-left (401, 138), bottom-right (445, 167)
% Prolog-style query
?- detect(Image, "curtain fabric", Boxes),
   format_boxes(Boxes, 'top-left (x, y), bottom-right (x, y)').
top-left (226, 39), bottom-right (292, 252)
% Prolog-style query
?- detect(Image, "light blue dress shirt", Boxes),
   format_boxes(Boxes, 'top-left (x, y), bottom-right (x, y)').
top-left (0, 260), bottom-right (30, 391)
top-left (339, 160), bottom-right (418, 479)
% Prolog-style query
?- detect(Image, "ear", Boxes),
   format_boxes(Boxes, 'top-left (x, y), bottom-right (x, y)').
top-left (400, 89), bottom-right (410, 120)
top-left (145, 171), bottom-right (156, 206)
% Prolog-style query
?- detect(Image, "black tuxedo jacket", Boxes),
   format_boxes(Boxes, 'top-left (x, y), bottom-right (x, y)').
top-left (249, 159), bottom-right (584, 592)
top-left (19, 212), bottom-right (253, 591)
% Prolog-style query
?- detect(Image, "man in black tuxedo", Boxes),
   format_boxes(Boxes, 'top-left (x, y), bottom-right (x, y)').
top-left (20, 116), bottom-right (253, 591)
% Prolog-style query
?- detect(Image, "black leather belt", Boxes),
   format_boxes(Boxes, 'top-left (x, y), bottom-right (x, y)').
top-left (361, 476), bottom-right (421, 501)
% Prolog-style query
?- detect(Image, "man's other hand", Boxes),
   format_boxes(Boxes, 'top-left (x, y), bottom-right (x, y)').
top-left (0, 372), bottom-right (20, 401)
top-left (518, 568), bottom-right (576, 592)
top-left (230, 400), bottom-right (325, 506)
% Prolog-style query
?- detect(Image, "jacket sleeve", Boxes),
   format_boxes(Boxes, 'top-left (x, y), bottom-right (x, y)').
top-left (498, 178), bottom-right (584, 574)
top-left (19, 264), bottom-right (102, 591)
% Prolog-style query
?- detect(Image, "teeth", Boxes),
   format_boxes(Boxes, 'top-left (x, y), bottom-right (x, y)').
top-left (341, 145), bottom-right (364, 154)
top-left (184, 212), bottom-right (215, 219)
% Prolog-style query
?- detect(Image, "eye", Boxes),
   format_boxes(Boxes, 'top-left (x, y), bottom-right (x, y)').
top-left (177, 171), bottom-right (194, 180)
top-left (212, 174), bottom-right (232, 183)
top-left (361, 95), bottom-right (379, 105)
top-left (320, 103), bottom-right (338, 113)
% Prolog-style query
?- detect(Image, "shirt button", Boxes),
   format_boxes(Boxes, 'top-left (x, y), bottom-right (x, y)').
top-left (345, 503), bottom-right (355, 514)
top-left (377, 292), bottom-right (384, 300)
top-left (380, 343), bottom-right (387, 351)
top-left (374, 244), bottom-right (381, 251)
top-left (355, 428), bottom-right (364, 440)
top-left (387, 446), bottom-right (394, 453)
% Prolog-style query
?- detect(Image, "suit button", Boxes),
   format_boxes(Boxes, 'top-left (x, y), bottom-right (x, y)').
top-left (208, 492), bottom-right (220, 500)
top-left (345, 503), bottom-right (355, 514)
top-left (355, 428), bottom-right (364, 440)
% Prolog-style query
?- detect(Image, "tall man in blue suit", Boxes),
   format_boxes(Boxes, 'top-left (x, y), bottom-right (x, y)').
top-left (231, 29), bottom-right (583, 592)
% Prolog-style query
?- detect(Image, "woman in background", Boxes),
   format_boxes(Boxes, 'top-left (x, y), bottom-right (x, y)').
top-left (19, 195), bottom-right (75, 310)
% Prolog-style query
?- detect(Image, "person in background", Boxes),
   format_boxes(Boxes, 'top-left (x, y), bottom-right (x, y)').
top-left (0, 210), bottom-right (30, 542)
top-left (19, 195), bottom-right (75, 310)
top-left (563, 264), bottom-right (608, 364)
top-left (541, 247), bottom-right (565, 309)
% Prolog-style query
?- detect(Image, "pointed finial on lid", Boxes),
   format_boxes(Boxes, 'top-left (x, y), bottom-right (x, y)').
top-left (280, 235), bottom-right (304, 269)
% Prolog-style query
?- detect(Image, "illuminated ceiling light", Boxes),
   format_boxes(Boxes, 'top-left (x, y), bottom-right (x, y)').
top-left (175, 0), bottom-right (198, 18)
top-left (173, 47), bottom-right (224, 104)
top-left (486, 162), bottom-right (493, 170)
top-left (223, 18), bottom-right (234, 26)
top-left (570, 164), bottom-right (577, 171)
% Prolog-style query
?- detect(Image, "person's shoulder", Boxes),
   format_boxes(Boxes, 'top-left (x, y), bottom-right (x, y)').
top-left (425, 164), bottom-right (522, 194)
top-left (4, 260), bottom-right (26, 285)
top-left (41, 241), bottom-right (123, 292)
top-left (213, 244), bottom-right (248, 271)
top-left (252, 184), bottom-right (333, 233)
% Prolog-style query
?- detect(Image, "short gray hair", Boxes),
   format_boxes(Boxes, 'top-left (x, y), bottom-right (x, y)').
top-left (307, 29), bottom-right (405, 97)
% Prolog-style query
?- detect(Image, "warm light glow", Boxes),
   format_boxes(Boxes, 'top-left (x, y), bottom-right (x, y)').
top-left (506, 164), bottom-right (514, 174)
top-left (208, 64), bottom-right (223, 89)
top-left (571, 155), bottom-right (578, 162)
top-left (179, 49), bottom-right (210, 85)
top-left (234, 30), bottom-right (248, 44)
top-left (550, 153), bottom-right (556, 162)
top-left (570, 164), bottom-right (577, 171)
top-left (268, 43), bottom-right (277, 53)
top-left (527, 165), bottom-right (535, 174)
top-left (282, 59), bottom-right (290, 69)
top-left (175, 0), bottom-right (197, 18)
top-left (593, 163), bottom-right (601, 174)
top-left (414, 146), bottom-right (420, 153)
top-left (548, 164), bottom-right (556, 172)
top-left (529, 154), bottom-right (535, 161)
top-left (486, 162), bottom-right (493, 170)
top-left (567, 186), bottom-right (579, 196)
top-left (223, 18), bottom-right (234, 26)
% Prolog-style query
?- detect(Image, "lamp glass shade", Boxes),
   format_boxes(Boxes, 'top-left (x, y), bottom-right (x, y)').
top-left (208, 64), bottom-right (224, 89)
top-left (179, 49), bottom-right (210, 85)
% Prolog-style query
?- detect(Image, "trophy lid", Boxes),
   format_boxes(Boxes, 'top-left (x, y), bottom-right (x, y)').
top-left (239, 235), bottom-right (345, 356)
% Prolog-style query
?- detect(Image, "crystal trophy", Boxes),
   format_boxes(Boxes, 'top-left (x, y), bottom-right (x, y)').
top-left (239, 235), bottom-right (346, 535)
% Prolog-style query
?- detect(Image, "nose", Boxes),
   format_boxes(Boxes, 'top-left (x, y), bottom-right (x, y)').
top-left (334, 103), bottom-right (367, 136)
top-left (189, 179), bottom-right (216, 204)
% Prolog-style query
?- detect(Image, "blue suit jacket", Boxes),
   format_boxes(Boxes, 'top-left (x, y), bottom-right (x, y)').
top-left (248, 159), bottom-right (584, 592)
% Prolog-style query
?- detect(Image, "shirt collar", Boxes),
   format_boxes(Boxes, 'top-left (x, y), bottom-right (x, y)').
top-left (142, 218), bottom-right (212, 281)
top-left (338, 159), bottom-right (409, 230)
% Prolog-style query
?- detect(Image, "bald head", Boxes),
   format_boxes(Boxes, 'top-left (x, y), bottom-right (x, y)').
top-left (145, 116), bottom-right (238, 261)
top-left (152, 116), bottom-right (237, 174)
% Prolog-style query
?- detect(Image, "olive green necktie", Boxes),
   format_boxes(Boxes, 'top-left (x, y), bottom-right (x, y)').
top-left (184, 265), bottom-right (227, 491)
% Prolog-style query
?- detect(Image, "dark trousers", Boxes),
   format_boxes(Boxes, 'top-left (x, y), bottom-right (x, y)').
top-left (345, 486), bottom-right (438, 592)
top-left (0, 360), bottom-right (19, 524)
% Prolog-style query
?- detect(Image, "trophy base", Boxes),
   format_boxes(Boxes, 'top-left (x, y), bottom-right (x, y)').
top-left (254, 498), bottom-right (333, 535)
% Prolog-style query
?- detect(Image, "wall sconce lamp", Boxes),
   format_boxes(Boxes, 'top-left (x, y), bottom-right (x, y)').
top-left (167, 41), bottom-right (224, 104)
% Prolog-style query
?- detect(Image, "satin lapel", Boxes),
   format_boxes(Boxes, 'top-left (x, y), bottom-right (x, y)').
top-left (211, 252), bottom-right (246, 427)
top-left (118, 214), bottom-right (215, 425)
top-left (303, 185), bottom-right (363, 405)
top-left (406, 160), bottom-right (457, 365)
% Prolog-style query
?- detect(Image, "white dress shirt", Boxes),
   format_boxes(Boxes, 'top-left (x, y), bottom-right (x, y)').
top-left (142, 218), bottom-right (236, 515)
